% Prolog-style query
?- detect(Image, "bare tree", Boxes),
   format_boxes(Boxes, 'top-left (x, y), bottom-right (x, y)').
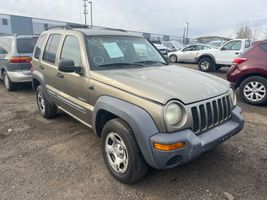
top-left (235, 23), bottom-right (253, 39)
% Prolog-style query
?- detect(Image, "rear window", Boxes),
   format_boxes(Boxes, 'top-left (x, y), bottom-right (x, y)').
top-left (0, 38), bottom-right (12, 54)
top-left (16, 37), bottom-right (38, 54)
top-left (259, 43), bottom-right (267, 53)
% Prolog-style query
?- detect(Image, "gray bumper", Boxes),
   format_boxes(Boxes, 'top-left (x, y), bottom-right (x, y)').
top-left (7, 71), bottom-right (32, 83)
top-left (149, 106), bottom-right (244, 169)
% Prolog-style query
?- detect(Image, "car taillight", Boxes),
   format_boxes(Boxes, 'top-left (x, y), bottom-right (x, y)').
top-left (232, 57), bottom-right (247, 65)
top-left (10, 56), bottom-right (32, 63)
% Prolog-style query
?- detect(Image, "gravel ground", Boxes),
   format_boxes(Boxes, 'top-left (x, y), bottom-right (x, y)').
top-left (0, 64), bottom-right (266, 200)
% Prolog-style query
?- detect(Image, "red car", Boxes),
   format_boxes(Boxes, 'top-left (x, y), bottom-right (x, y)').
top-left (227, 40), bottom-right (267, 105)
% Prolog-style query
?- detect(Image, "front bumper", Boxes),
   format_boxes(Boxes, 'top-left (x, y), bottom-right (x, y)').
top-left (149, 106), bottom-right (244, 169)
top-left (7, 70), bottom-right (32, 83)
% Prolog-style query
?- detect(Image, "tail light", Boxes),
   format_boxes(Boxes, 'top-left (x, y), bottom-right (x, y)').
top-left (232, 58), bottom-right (247, 65)
top-left (10, 56), bottom-right (32, 64)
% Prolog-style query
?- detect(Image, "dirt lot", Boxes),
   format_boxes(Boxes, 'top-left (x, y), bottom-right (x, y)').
top-left (0, 64), bottom-right (266, 200)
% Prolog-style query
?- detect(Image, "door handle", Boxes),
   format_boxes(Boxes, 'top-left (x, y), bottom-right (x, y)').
top-left (56, 72), bottom-right (64, 78)
top-left (39, 65), bottom-right (44, 70)
top-left (235, 52), bottom-right (240, 55)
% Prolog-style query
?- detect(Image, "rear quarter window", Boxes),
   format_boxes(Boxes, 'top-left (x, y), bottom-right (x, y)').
top-left (0, 38), bottom-right (12, 54)
top-left (34, 34), bottom-right (47, 59)
top-left (16, 37), bottom-right (38, 54)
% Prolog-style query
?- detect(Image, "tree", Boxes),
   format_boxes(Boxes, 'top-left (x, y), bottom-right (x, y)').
top-left (235, 23), bottom-right (253, 39)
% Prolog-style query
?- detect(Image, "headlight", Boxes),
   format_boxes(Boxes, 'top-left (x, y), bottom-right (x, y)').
top-left (230, 88), bottom-right (237, 106)
top-left (165, 103), bottom-right (183, 126)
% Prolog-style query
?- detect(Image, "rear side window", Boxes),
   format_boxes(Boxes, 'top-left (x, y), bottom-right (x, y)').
top-left (60, 36), bottom-right (82, 66)
top-left (222, 41), bottom-right (241, 51)
top-left (0, 38), bottom-right (12, 54)
top-left (16, 37), bottom-right (38, 54)
top-left (34, 34), bottom-right (47, 59)
top-left (259, 43), bottom-right (267, 53)
top-left (43, 34), bottom-right (61, 64)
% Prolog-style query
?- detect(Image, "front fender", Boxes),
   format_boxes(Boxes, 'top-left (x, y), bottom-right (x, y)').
top-left (93, 96), bottom-right (159, 168)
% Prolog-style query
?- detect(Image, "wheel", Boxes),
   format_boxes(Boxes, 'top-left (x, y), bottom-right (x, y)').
top-left (240, 76), bottom-right (267, 105)
top-left (36, 85), bottom-right (57, 118)
top-left (101, 118), bottom-right (149, 184)
top-left (198, 57), bottom-right (215, 72)
top-left (169, 54), bottom-right (177, 63)
top-left (3, 71), bottom-right (16, 91)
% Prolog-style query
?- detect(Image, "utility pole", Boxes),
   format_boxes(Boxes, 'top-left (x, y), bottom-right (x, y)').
top-left (83, 0), bottom-right (93, 28)
top-left (186, 22), bottom-right (189, 44)
top-left (83, 0), bottom-right (88, 25)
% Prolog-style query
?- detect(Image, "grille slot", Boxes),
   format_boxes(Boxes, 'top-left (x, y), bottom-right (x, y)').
top-left (191, 95), bottom-right (232, 135)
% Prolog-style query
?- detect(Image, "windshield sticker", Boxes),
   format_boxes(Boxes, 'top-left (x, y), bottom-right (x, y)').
top-left (133, 43), bottom-right (147, 51)
top-left (103, 42), bottom-right (124, 58)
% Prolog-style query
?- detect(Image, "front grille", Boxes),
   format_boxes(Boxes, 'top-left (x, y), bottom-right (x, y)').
top-left (191, 95), bottom-right (232, 135)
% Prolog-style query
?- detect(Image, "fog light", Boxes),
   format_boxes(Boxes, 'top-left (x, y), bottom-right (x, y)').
top-left (153, 142), bottom-right (185, 151)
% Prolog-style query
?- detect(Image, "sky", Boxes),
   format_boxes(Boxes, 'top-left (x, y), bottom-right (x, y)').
top-left (0, 0), bottom-right (267, 38)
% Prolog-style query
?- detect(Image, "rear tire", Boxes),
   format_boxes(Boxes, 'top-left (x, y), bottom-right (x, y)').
top-left (3, 71), bottom-right (16, 91)
top-left (101, 118), bottom-right (149, 184)
top-left (36, 85), bottom-right (57, 118)
top-left (240, 76), bottom-right (267, 105)
top-left (198, 57), bottom-right (215, 72)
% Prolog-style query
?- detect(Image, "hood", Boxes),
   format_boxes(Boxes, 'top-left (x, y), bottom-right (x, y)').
top-left (92, 65), bottom-right (230, 105)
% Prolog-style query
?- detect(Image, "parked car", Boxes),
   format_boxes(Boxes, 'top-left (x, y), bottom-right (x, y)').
top-left (153, 43), bottom-right (169, 58)
top-left (0, 34), bottom-right (38, 91)
top-left (227, 40), bottom-right (267, 105)
top-left (162, 40), bottom-right (183, 52)
top-left (32, 26), bottom-right (244, 184)
top-left (197, 39), bottom-right (251, 72)
top-left (168, 44), bottom-right (214, 63)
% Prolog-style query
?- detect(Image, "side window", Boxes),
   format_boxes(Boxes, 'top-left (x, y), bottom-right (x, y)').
top-left (222, 41), bottom-right (241, 51)
top-left (0, 38), bottom-right (11, 54)
top-left (60, 36), bottom-right (82, 66)
top-left (34, 34), bottom-right (47, 59)
top-left (259, 43), bottom-right (267, 53)
top-left (43, 34), bottom-right (61, 64)
top-left (245, 40), bottom-right (251, 48)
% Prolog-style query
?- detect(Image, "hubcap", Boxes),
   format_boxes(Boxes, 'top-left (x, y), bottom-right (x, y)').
top-left (4, 73), bottom-right (9, 89)
top-left (200, 61), bottom-right (210, 70)
top-left (170, 55), bottom-right (176, 63)
top-left (37, 91), bottom-right (46, 113)
top-left (244, 81), bottom-right (266, 102)
top-left (105, 132), bottom-right (128, 173)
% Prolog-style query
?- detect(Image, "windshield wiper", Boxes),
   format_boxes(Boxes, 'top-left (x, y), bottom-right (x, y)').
top-left (135, 60), bottom-right (168, 65)
top-left (97, 62), bottom-right (146, 68)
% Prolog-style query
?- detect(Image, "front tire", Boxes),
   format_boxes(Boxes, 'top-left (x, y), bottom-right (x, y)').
top-left (101, 118), bottom-right (149, 184)
top-left (198, 57), bottom-right (215, 72)
top-left (240, 76), bottom-right (267, 105)
top-left (3, 71), bottom-right (16, 91)
top-left (169, 54), bottom-right (177, 63)
top-left (36, 85), bottom-right (57, 118)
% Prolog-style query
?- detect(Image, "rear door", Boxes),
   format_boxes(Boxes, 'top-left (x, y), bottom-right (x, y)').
top-left (41, 34), bottom-right (63, 105)
top-left (216, 40), bottom-right (242, 65)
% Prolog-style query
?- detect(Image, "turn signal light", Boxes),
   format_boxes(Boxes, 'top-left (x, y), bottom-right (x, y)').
top-left (153, 142), bottom-right (185, 151)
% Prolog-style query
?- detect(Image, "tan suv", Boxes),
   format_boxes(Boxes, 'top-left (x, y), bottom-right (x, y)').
top-left (32, 26), bottom-right (244, 184)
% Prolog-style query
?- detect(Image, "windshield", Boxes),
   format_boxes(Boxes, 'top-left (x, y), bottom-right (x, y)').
top-left (86, 35), bottom-right (167, 69)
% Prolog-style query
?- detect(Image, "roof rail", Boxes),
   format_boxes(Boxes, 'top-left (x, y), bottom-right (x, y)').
top-left (46, 24), bottom-right (90, 31)
top-left (104, 27), bottom-right (127, 32)
top-left (46, 25), bottom-right (73, 31)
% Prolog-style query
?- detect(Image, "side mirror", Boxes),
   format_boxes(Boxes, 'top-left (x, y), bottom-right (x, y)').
top-left (58, 59), bottom-right (82, 74)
